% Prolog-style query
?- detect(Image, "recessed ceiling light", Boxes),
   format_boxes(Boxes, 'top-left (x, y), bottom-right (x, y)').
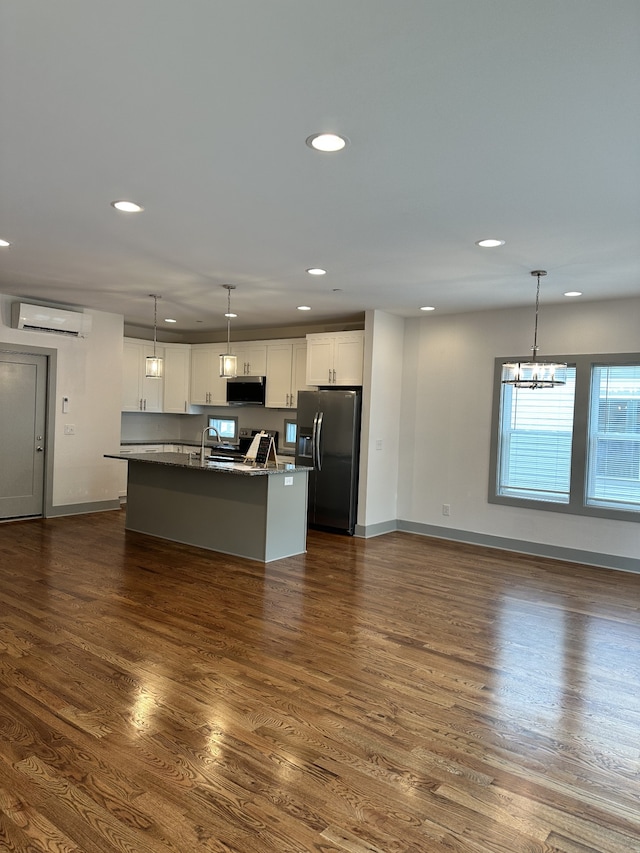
top-left (0, 238), bottom-right (11, 247)
top-left (111, 200), bottom-right (144, 213)
top-left (224, 312), bottom-right (238, 318)
top-left (306, 267), bottom-right (327, 276)
top-left (475, 238), bottom-right (505, 248)
top-left (420, 306), bottom-right (436, 311)
top-left (564, 291), bottom-right (582, 297)
top-left (164, 318), bottom-right (177, 323)
top-left (297, 305), bottom-right (312, 311)
top-left (305, 133), bottom-right (348, 152)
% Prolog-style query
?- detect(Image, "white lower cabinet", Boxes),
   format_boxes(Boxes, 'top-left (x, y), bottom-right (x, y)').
top-left (117, 444), bottom-right (166, 496)
top-left (190, 345), bottom-right (228, 406)
top-left (305, 331), bottom-right (364, 386)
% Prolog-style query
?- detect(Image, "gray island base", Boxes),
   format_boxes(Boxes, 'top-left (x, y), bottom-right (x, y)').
top-left (109, 452), bottom-right (310, 563)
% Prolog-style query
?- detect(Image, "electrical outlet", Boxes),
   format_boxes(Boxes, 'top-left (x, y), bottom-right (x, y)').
top-left (284, 476), bottom-right (293, 486)
top-left (376, 439), bottom-right (383, 450)
top-left (442, 503), bottom-right (450, 516)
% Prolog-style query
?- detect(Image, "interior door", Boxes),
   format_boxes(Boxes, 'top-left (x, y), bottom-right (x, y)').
top-left (0, 352), bottom-right (47, 518)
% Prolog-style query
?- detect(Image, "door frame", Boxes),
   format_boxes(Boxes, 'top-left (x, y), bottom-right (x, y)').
top-left (0, 341), bottom-right (57, 518)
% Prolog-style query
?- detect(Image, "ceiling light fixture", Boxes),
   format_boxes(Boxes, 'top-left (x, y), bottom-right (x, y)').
top-left (502, 270), bottom-right (567, 389)
top-left (297, 305), bottom-right (311, 311)
top-left (164, 318), bottom-right (177, 323)
top-left (0, 239), bottom-right (11, 247)
top-left (219, 285), bottom-right (238, 378)
top-left (306, 267), bottom-right (326, 276)
top-left (564, 291), bottom-right (582, 297)
top-left (476, 238), bottom-right (505, 248)
top-left (420, 306), bottom-right (436, 312)
top-left (145, 295), bottom-right (163, 378)
top-left (306, 133), bottom-right (348, 152)
top-left (111, 200), bottom-right (144, 213)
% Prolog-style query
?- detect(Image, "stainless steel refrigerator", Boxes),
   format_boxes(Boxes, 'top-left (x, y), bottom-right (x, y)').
top-left (295, 389), bottom-right (361, 534)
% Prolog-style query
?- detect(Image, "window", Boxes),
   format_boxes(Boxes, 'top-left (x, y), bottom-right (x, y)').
top-left (207, 415), bottom-right (238, 442)
top-left (498, 369), bottom-right (576, 503)
top-left (586, 365), bottom-right (640, 511)
top-left (490, 354), bottom-right (640, 521)
top-left (283, 418), bottom-right (297, 449)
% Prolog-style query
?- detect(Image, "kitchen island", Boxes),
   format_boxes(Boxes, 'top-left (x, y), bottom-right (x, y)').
top-left (107, 452), bottom-right (310, 562)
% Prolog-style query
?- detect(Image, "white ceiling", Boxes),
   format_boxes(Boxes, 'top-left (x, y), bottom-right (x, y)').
top-left (1, 1), bottom-right (639, 337)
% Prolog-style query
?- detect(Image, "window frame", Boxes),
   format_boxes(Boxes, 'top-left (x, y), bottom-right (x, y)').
top-left (489, 352), bottom-right (640, 523)
top-left (283, 418), bottom-right (297, 450)
top-left (207, 415), bottom-right (239, 443)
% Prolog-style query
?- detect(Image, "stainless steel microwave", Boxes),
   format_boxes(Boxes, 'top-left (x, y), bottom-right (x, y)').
top-left (226, 376), bottom-right (266, 406)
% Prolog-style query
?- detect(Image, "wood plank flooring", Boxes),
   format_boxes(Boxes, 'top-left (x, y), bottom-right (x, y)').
top-left (1, 509), bottom-right (639, 852)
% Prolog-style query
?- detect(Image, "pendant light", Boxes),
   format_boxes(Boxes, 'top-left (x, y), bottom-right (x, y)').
top-left (145, 294), bottom-right (163, 378)
top-left (219, 284), bottom-right (238, 378)
top-left (502, 270), bottom-right (567, 389)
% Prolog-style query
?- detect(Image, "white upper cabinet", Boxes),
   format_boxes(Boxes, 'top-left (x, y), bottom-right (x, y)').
top-left (190, 345), bottom-right (228, 406)
top-left (122, 338), bottom-right (164, 412)
top-left (163, 344), bottom-right (192, 414)
top-left (265, 340), bottom-right (312, 408)
top-left (305, 331), bottom-right (364, 386)
top-left (231, 341), bottom-right (267, 376)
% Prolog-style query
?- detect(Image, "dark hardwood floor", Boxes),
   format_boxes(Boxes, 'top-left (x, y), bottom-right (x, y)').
top-left (1, 509), bottom-right (639, 853)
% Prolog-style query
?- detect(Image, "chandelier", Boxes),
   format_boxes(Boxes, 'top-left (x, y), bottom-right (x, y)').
top-left (502, 270), bottom-right (567, 389)
top-left (145, 294), bottom-right (163, 378)
top-left (219, 285), bottom-right (238, 378)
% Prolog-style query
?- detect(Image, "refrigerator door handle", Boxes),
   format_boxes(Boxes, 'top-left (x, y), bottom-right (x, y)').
top-left (312, 412), bottom-right (319, 469)
top-left (315, 411), bottom-right (324, 471)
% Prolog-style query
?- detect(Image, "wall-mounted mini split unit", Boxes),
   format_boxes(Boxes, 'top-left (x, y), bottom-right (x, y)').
top-left (11, 302), bottom-right (92, 337)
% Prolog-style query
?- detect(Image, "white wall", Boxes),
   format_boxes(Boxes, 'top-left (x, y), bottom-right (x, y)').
top-left (397, 296), bottom-right (640, 564)
top-left (0, 294), bottom-right (124, 511)
top-left (358, 310), bottom-right (404, 531)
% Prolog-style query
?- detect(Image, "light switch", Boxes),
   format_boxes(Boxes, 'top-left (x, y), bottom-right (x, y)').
top-left (284, 476), bottom-right (294, 486)
top-left (62, 396), bottom-right (69, 413)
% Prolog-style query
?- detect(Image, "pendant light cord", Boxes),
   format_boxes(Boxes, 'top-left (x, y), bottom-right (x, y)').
top-left (531, 272), bottom-right (540, 360)
top-left (153, 295), bottom-right (158, 357)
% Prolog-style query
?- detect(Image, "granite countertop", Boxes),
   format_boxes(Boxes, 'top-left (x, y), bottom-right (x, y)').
top-left (106, 451), bottom-right (309, 477)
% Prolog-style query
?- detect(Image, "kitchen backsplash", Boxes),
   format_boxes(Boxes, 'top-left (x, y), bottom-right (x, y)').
top-left (121, 408), bottom-right (295, 447)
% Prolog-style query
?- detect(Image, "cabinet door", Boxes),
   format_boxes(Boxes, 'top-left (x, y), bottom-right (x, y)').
top-left (190, 347), bottom-right (212, 404)
top-left (190, 346), bottom-right (228, 406)
top-left (306, 336), bottom-right (334, 386)
top-left (163, 345), bottom-right (191, 413)
top-left (122, 339), bottom-right (164, 412)
top-left (122, 340), bottom-right (144, 411)
top-left (231, 344), bottom-right (249, 376)
top-left (334, 332), bottom-right (364, 385)
top-left (265, 343), bottom-right (293, 408)
top-left (247, 344), bottom-right (267, 376)
top-left (141, 345), bottom-right (164, 412)
top-left (290, 342), bottom-right (311, 407)
top-left (232, 343), bottom-right (267, 376)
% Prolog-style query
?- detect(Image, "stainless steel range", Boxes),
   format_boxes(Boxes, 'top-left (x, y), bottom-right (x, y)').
top-left (238, 428), bottom-right (279, 456)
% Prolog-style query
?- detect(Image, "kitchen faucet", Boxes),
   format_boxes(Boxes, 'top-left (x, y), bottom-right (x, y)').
top-left (200, 425), bottom-right (221, 465)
